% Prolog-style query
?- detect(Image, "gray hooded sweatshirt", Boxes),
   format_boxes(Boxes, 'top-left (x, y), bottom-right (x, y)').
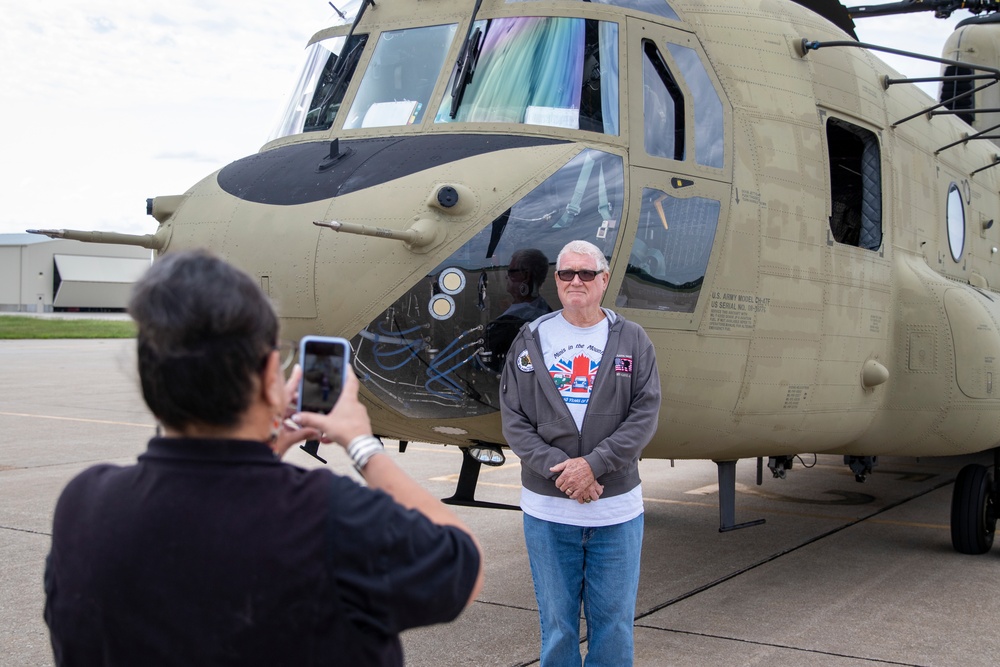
top-left (499, 309), bottom-right (661, 499)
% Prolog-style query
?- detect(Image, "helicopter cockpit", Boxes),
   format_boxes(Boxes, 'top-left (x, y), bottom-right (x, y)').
top-left (264, 0), bottom-right (727, 421)
top-left (271, 13), bottom-right (624, 139)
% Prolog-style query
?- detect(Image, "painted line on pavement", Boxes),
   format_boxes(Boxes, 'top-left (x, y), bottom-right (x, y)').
top-left (0, 411), bottom-right (151, 429)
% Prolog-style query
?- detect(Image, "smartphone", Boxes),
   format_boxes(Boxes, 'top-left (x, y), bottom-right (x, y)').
top-left (297, 336), bottom-right (351, 414)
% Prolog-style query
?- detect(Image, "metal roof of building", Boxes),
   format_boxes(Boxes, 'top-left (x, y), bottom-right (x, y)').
top-left (53, 254), bottom-right (151, 284)
top-left (0, 233), bottom-right (51, 246)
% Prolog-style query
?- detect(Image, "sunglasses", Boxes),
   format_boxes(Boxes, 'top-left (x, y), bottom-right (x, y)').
top-left (556, 269), bottom-right (602, 282)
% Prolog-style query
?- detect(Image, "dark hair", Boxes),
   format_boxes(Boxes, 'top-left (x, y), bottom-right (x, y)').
top-left (511, 248), bottom-right (549, 297)
top-left (127, 250), bottom-right (278, 431)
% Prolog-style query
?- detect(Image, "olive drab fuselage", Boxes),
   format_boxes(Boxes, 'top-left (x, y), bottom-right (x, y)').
top-left (131, 0), bottom-right (1000, 462)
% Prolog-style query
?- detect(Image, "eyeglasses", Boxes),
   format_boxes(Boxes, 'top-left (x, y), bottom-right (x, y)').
top-left (556, 269), bottom-right (601, 282)
top-left (507, 268), bottom-right (527, 277)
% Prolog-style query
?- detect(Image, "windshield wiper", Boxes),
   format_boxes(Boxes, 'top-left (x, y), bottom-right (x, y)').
top-left (450, 0), bottom-right (486, 118)
top-left (313, 35), bottom-right (367, 124)
top-left (317, 0), bottom-right (375, 116)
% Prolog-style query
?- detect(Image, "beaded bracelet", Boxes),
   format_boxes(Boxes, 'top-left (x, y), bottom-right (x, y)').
top-left (346, 435), bottom-right (384, 473)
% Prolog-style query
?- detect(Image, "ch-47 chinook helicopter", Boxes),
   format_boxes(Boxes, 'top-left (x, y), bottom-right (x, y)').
top-left (30, 0), bottom-right (1000, 553)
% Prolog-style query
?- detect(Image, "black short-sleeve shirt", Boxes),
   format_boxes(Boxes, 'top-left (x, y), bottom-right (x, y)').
top-left (44, 437), bottom-right (480, 666)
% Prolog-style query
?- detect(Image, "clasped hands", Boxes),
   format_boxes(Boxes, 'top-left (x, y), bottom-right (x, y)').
top-left (550, 458), bottom-right (603, 504)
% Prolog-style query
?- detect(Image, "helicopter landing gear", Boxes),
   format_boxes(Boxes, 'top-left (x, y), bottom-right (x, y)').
top-left (715, 459), bottom-right (765, 532)
top-left (950, 451), bottom-right (998, 554)
top-left (442, 445), bottom-right (520, 511)
top-left (767, 455), bottom-right (794, 479)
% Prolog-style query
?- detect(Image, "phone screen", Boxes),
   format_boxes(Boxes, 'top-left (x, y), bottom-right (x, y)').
top-left (298, 337), bottom-right (350, 414)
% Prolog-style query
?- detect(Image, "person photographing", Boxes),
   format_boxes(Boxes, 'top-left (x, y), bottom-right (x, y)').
top-left (44, 250), bottom-right (483, 666)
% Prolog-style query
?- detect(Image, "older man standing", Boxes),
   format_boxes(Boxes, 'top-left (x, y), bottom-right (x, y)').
top-left (500, 240), bottom-right (661, 666)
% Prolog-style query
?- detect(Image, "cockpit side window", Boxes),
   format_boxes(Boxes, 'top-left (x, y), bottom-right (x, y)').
top-left (344, 23), bottom-right (458, 129)
top-left (826, 118), bottom-right (882, 251)
top-left (666, 43), bottom-right (724, 169)
top-left (269, 34), bottom-right (369, 140)
top-left (436, 17), bottom-right (620, 135)
top-left (642, 40), bottom-right (684, 161)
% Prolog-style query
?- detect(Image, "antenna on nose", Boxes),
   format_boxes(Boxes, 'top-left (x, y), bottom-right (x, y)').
top-left (328, 1), bottom-right (346, 20)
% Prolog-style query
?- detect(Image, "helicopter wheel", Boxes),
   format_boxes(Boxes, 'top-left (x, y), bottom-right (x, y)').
top-left (950, 463), bottom-right (996, 555)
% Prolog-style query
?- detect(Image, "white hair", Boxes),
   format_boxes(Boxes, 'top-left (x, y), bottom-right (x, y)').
top-left (556, 240), bottom-right (609, 273)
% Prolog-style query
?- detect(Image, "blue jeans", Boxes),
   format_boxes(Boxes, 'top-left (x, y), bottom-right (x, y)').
top-left (523, 513), bottom-right (644, 667)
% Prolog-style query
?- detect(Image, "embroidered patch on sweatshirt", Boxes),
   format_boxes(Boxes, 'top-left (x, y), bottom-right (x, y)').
top-left (614, 355), bottom-right (633, 376)
top-left (516, 350), bottom-right (533, 372)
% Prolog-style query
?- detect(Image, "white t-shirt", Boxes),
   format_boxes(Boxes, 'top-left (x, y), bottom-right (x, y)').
top-left (538, 313), bottom-right (608, 431)
top-left (520, 313), bottom-right (643, 527)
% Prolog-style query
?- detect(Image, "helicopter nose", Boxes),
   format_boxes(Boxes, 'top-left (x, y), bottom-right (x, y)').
top-left (215, 135), bottom-right (572, 207)
top-left (303, 138), bottom-right (584, 331)
top-left (153, 134), bottom-right (583, 335)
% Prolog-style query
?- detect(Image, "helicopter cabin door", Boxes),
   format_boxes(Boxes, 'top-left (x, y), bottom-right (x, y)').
top-left (615, 18), bottom-right (731, 330)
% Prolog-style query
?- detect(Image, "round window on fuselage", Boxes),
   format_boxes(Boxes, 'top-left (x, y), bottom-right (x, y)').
top-left (947, 183), bottom-right (965, 262)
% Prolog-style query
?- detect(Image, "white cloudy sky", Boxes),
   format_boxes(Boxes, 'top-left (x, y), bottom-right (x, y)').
top-left (0, 2), bottom-right (965, 236)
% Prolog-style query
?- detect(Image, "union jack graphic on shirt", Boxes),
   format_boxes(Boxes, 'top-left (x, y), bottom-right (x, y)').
top-left (549, 354), bottom-right (600, 405)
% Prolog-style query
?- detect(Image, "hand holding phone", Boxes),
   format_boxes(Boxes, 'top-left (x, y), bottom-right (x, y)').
top-left (297, 336), bottom-right (351, 414)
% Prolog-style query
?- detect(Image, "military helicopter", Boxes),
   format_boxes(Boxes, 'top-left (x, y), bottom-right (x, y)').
top-left (29, 0), bottom-right (1000, 553)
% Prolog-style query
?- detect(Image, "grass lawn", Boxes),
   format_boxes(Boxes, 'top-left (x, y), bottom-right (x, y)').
top-left (0, 315), bottom-right (136, 339)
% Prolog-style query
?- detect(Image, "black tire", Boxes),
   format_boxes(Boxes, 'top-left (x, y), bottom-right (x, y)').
top-left (950, 464), bottom-right (996, 554)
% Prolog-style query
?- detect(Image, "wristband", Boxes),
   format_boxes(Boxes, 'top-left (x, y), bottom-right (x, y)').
top-left (346, 435), bottom-right (384, 473)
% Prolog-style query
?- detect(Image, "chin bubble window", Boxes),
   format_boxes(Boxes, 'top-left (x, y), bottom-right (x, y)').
top-left (350, 149), bottom-right (624, 420)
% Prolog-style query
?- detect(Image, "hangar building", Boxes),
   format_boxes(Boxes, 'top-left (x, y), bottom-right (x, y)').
top-left (0, 234), bottom-right (151, 312)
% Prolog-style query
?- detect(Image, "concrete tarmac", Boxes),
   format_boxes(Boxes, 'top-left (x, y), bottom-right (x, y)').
top-left (1, 338), bottom-right (997, 666)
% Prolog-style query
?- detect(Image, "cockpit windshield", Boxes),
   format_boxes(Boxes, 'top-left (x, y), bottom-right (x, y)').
top-left (343, 24), bottom-right (458, 129)
top-left (507, 0), bottom-right (679, 22)
top-left (436, 17), bottom-right (619, 135)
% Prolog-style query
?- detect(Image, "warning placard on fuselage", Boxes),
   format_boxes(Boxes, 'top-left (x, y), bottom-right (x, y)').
top-left (707, 291), bottom-right (769, 332)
